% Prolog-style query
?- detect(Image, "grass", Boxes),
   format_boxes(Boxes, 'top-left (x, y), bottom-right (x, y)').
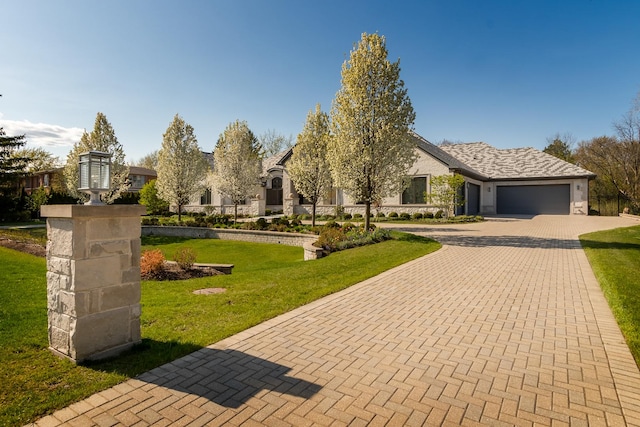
top-left (580, 225), bottom-right (640, 366)
top-left (0, 232), bottom-right (439, 426)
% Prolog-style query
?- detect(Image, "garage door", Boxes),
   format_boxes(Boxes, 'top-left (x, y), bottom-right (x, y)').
top-left (497, 184), bottom-right (570, 215)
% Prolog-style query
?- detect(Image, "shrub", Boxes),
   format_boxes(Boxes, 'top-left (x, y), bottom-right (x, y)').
top-left (342, 222), bottom-right (355, 232)
top-left (324, 219), bottom-right (340, 228)
top-left (424, 212), bottom-right (434, 219)
top-left (291, 218), bottom-right (302, 227)
top-left (435, 210), bottom-right (444, 219)
top-left (141, 249), bottom-right (165, 278)
top-left (400, 212), bottom-right (411, 220)
top-left (475, 215), bottom-right (484, 221)
top-left (256, 217), bottom-right (268, 229)
top-left (342, 213), bottom-right (352, 220)
top-left (412, 212), bottom-right (423, 220)
top-left (388, 212), bottom-right (398, 218)
top-left (141, 217), bottom-right (160, 226)
top-left (174, 247), bottom-right (197, 270)
top-left (316, 227), bottom-right (346, 251)
top-left (183, 219), bottom-right (198, 227)
top-left (375, 212), bottom-right (385, 218)
top-left (353, 213), bottom-right (363, 219)
top-left (265, 209), bottom-right (272, 216)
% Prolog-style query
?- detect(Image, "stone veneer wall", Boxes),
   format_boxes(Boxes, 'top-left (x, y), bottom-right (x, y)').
top-left (41, 204), bottom-right (146, 362)
top-left (142, 226), bottom-right (316, 247)
top-left (142, 226), bottom-right (324, 260)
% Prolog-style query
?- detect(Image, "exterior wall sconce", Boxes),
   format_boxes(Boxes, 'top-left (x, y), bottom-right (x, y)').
top-left (576, 184), bottom-right (581, 191)
top-left (78, 151), bottom-right (111, 205)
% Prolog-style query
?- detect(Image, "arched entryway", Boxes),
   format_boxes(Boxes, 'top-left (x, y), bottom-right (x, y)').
top-left (267, 176), bottom-right (283, 205)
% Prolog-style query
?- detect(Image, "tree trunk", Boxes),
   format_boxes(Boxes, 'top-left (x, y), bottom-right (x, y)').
top-left (234, 203), bottom-right (238, 224)
top-left (364, 201), bottom-right (371, 230)
top-left (177, 203), bottom-right (182, 222)
top-left (312, 201), bottom-right (317, 227)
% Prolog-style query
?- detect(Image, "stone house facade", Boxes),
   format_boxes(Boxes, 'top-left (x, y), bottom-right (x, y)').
top-left (188, 132), bottom-right (595, 217)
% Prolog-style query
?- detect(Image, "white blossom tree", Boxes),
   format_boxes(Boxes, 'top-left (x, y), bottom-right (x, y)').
top-left (329, 32), bottom-right (416, 230)
top-left (63, 112), bottom-right (130, 204)
top-left (210, 120), bottom-right (262, 223)
top-left (156, 114), bottom-right (208, 220)
top-left (287, 104), bottom-right (333, 226)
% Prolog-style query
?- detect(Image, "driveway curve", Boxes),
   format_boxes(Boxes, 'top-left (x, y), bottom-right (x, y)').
top-left (33, 215), bottom-right (640, 426)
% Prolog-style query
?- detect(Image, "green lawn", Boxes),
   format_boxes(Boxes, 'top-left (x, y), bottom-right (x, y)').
top-left (0, 232), bottom-right (439, 426)
top-left (580, 225), bottom-right (640, 366)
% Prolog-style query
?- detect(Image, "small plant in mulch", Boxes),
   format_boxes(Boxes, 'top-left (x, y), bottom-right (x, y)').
top-left (174, 247), bottom-right (197, 270)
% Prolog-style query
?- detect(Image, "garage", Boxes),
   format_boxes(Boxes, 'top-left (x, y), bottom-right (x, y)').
top-left (497, 184), bottom-right (570, 215)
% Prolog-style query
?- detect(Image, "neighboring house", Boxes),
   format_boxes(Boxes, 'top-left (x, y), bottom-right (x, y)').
top-left (188, 131), bottom-right (596, 217)
top-left (21, 168), bottom-right (62, 195)
top-left (127, 166), bottom-right (157, 193)
top-left (21, 166), bottom-right (158, 196)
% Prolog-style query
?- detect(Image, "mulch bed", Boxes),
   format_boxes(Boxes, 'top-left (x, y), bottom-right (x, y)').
top-left (142, 262), bottom-right (224, 281)
top-left (0, 238), bottom-right (222, 282)
top-left (0, 238), bottom-right (46, 257)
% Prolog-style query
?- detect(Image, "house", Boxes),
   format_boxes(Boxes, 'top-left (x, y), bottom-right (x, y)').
top-left (127, 166), bottom-right (157, 193)
top-left (189, 132), bottom-right (595, 217)
top-left (21, 166), bottom-right (157, 196)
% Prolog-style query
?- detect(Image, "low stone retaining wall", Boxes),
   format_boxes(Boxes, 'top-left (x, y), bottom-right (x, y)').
top-left (142, 226), bottom-right (324, 260)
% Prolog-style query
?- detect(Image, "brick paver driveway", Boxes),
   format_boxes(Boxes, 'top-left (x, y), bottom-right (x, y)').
top-left (34, 215), bottom-right (640, 426)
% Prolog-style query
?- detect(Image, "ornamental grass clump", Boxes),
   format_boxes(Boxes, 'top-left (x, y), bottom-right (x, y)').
top-left (141, 249), bottom-right (165, 278)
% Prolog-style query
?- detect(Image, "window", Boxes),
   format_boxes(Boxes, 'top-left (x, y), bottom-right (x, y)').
top-left (43, 174), bottom-right (50, 187)
top-left (402, 176), bottom-right (427, 204)
top-left (200, 189), bottom-right (212, 205)
top-left (130, 175), bottom-right (145, 189)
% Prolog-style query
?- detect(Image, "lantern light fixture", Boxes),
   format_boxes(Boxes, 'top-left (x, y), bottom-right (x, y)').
top-left (78, 151), bottom-right (111, 205)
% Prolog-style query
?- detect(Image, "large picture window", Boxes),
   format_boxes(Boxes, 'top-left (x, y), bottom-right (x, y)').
top-left (200, 189), bottom-right (212, 205)
top-left (402, 176), bottom-right (427, 204)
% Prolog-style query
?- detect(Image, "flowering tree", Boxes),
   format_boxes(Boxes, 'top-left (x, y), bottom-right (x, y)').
top-left (156, 114), bottom-right (208, 220)
top-left (287, 104), bottom-right (333, 226)
top-left (210, 120), bottom-right (262, 223)
top-left (329, 32), bottom-right (416, 230)
top-left (63, 112), bottom-right (129, 204)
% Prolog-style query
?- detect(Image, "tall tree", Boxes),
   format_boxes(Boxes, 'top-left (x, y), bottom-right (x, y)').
top-left (210, 120), bottom-right (262, 223)
top-left (287, 104), bottom-right (333, 227)
top-left (0, 127), bottom-right (28, 192)
top-left (329, 32), bottom-right (416, 230)
top-left (259, 129), bottom-right (294, 158)
top-left (575, 95), bottom-right (640, 213)
top-left (156, 114), bottom-right (208, 221)
top-left (63, 112), bottom-right (130, 203)
top-left (543, 132), bottom-right (575, 163)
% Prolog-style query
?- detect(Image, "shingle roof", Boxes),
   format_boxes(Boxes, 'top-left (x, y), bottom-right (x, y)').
top-left (262, 148), bottom-right (292, 174)
top-left (439, 142), bottom-right (595, 180)
top-left (410, 132), bottom-right (488, 180)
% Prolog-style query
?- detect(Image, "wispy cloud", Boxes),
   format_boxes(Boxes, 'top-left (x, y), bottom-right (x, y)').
top-left (0, 116), bottom-right (84, 149)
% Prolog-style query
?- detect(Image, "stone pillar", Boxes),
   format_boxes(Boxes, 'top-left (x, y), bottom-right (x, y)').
top-left (284, 193), bottom-right (297, 216)
top-left (41, 204), bottom-right (146, 363)
top-left (251, 194), bottom-right (266, 216)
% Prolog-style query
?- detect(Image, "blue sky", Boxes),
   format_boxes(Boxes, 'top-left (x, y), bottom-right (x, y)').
top-left (2, 0), bottom-right (639, 164)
